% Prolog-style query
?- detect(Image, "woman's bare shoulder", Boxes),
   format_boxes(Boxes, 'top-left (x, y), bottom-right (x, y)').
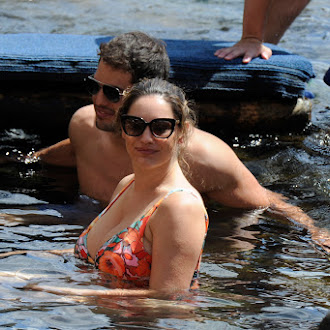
top-left (156, 188), bottom-right (206, 226)
top-left (111, 174), bottom-right (135, 197)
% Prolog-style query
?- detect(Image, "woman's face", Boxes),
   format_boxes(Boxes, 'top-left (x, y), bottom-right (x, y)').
top-left (122, 95), bottom-right (181, 170)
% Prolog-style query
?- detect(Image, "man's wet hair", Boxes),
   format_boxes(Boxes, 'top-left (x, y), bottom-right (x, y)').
top-left (99, 31), bottom-right (170, 84)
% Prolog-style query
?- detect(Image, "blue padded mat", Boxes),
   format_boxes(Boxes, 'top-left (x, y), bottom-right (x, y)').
top-left (0, 33), bottom-right (315, 99)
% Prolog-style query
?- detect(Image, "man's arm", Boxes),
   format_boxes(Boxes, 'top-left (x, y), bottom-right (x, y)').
top-left (215, 0), bottom-right (272, 63)
top-left (206, 152), bottom-right (330, 253)
top-left (188, 129), bottom-right (270, 209)
top-left (189, 129), bottom-right (330, 253)
top-left (265, 190), bottom-right (330, 254)
top-left (32, 138), bottom-right (76, 167)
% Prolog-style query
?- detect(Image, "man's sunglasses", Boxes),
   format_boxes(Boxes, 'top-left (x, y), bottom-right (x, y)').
top-left (84, 75), bottom-right (125, 103)
top-left (121, 115), bottom-right (180, 139)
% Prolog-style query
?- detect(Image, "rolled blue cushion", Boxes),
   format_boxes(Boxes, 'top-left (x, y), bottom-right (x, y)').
top-left (0, 33), bottom-right (315, 100)
top-left (324, 67), bottom-right (330, 86)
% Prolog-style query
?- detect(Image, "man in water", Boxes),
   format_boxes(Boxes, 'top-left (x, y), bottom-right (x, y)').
top-left (34, 31), bottom-right (328, 251)
top-left (215, 0), bottom-right (310, 63)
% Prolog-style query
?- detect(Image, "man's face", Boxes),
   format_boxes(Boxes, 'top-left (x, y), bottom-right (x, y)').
top-left (92, 59), bottom-right (132, 132)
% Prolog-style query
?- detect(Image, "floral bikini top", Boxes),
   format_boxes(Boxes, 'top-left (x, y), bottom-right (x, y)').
top-left (74, 179), bottom-right (209, 288)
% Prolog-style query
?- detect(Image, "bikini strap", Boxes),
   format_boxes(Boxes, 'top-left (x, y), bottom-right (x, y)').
top-left (99, 178), bottom-right (135, 217)
top-left (144, 188), bottom-right (205, 219)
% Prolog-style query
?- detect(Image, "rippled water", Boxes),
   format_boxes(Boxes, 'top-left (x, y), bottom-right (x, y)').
top-left (0, 0), bottom-right (329, 329)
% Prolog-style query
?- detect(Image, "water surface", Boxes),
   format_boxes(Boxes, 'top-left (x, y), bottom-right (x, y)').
top-left (0, 0), bottom-right (329, 328)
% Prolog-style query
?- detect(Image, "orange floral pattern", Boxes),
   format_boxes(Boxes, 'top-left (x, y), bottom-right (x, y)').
top-left (75, 180), bottom-right (208, 288)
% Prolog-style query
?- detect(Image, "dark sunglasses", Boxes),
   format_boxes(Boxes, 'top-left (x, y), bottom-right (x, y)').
top-left (121, 115), bottom-right (180, 139)
top-left (84, 75), bottom-right (125, 103)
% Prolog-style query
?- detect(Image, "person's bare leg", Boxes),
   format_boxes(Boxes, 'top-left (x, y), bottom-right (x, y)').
top-left (264, 0), bottom-right (310, 44)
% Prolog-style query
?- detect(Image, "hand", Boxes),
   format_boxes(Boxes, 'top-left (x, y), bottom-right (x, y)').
top-left (265, 190), bottom-right (330, 255)
top-left (307, 225), bottom-right (330, 255)
top-left (214, 38), bottom-right (272, 63)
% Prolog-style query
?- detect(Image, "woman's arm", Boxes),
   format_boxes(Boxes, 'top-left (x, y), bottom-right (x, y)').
top-left (148, 192), bottom-right (207, 292)
top-left (0, 248), bottom-right (74, 259)
top-left (26, 283), bottom-right (157, 297)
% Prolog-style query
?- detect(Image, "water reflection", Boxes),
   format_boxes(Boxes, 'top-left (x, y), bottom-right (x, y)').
top-left (304, 131), bottom-right (330, 157)
top-left (0, 125), bottom-right (329, 328)
top-left (1, 0), bottom-right (330, 326)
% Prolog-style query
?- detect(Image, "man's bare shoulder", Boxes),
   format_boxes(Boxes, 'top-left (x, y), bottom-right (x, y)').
top-left (69, 104), bottom-right (96, 141)
top-left (186, 128), bottom-right (269, 208)
top-left (187, 128), bottom-right (240, 169)
top-left (70, 104), bottom-right (95, 129)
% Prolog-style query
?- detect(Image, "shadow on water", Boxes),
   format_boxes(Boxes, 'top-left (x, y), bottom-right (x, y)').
top-left (0, 127), bottom-right (329, 329)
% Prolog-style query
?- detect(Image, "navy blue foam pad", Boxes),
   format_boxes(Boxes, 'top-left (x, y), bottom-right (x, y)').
top-left (0, 33), bottom-right (315, 99)
top-left (324, 67), bottom-right (330, 86)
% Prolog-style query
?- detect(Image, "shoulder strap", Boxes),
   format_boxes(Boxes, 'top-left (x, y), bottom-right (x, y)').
top-left (144, 188), bottom-right (205, 219)
top-left (99, 178), bottom-right (135, 217)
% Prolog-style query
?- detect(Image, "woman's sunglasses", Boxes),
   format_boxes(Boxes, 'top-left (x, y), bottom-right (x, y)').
top-left (121, 115), bottom-right (180, 139)
top-left (84, 75), bottom-right (125, 103)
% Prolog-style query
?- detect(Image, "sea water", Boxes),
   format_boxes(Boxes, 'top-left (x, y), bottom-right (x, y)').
top-left (0, 0), bottom-right (329, 329)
